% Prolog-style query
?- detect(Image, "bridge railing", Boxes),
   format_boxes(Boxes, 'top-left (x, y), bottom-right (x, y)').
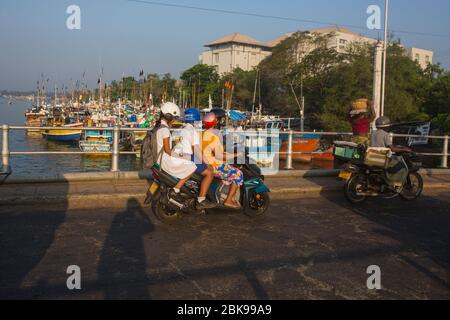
top-left (1, 125), bottom-right (449, 174)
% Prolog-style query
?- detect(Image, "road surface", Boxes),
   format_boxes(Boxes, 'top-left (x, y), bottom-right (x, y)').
top-left (1, 189), bottom-right (449, 299)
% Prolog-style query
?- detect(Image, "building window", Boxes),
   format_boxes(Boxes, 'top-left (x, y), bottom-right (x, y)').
top-left (214, 53), bottom-right (219, 64)
top-left (415, 53), bottom-right (420, 61)
top-left (339, 39), bottom-right (347, 44)
top-left (339, 45), bottom-right (346, 50)
top-left (425, 55), bottom-right (430, 63)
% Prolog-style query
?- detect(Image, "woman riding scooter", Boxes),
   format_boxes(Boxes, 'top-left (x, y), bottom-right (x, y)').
top-left (202, 112), bottom-right (243, 209)
top-left (156, 102), bottom-right (197, 201)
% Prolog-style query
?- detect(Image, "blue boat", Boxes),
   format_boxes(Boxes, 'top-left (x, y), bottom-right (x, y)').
top-left (79, 129), bottom-right (113, 153)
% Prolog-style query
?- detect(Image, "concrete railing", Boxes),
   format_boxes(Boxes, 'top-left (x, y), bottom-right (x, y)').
top-left (1, 125), bottom-right (449, 176)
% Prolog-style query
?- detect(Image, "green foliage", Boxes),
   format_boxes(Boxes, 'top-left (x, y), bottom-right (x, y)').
top-left (181, 64), bottom-right (220, 107)
top-left (221, 68), bottom-right (258, 111)
top-left (424, 71), bottom-right (450, 118)
top-left (431, 114), bottom-right (450, 134)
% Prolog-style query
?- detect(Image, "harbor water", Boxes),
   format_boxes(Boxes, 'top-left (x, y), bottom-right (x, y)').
top-left (1, 97), bottom-right (338, 177)
top-left (0, 97), bottom-right (140, 177)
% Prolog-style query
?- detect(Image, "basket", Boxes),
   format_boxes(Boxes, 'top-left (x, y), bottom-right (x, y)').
top-left (351, 98), bottom-right (369, 111)
top-left (333, 141), bottom-right (364, 163)
top-left (364, 147), bottom-right (391, 168)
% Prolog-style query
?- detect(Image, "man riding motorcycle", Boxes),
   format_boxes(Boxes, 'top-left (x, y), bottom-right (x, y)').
top-left (370, 116), bottom-right (411, 189)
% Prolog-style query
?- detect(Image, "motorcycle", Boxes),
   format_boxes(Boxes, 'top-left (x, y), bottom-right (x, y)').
top-left (334, 141), bottom-right (424, 204)
top-left (144, 148), bottom-right (270, 224)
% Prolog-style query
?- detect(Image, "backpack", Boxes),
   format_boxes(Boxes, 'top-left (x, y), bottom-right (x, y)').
top-left (140, 123), bottom-right (167, 169)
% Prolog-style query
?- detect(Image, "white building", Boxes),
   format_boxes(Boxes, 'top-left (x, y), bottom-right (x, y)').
top-left (405, 47), bottom-right (434, 70)
top-left (199, 27), bottom-right (433, 73)
top-left (199, 33), bottom-right (273, 75)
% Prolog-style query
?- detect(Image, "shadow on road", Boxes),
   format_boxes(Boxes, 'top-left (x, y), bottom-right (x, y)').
top-left (97, 197), bottom-right (154, 299)
top-left (0, 181), bottom-right (68, 299)
top-left (305, 171), bottom-right (450, 291)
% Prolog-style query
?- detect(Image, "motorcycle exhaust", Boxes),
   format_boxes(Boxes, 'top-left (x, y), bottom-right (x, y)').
top-left (168, 198), bottom-right (185, 209)
top-left (356, 191), bottom-right (379, 197)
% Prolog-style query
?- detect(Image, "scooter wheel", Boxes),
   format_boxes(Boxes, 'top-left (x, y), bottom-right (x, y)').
top-left (152, 200), bottom-right (182, 224)
top-left (244, 192), bottom-right (270, 218)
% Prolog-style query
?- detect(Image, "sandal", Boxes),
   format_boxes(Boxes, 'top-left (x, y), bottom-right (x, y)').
top-left (224, 202), bottom-right (241, 209)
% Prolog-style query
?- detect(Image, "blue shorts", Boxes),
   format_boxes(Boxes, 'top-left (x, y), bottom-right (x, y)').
top-left (191, 155), bottom-right (208, 174)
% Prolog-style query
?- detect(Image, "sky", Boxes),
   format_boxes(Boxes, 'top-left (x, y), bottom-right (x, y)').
top-left (1, 0), bottom-right (450, 91)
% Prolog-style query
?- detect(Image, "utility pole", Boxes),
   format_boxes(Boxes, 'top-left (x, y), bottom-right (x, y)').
top-left (372, 42), bottom-right (383, 129)
top-left (300, 76), bottom-right (305, 132)
top-left (380, 0), bottom-right (389, 117)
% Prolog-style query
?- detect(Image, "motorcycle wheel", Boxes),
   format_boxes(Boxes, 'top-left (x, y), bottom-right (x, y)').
top-left (399, 172), bottom-right (423, 201)
top-left (244, 192), bottom-right (270, 218)
top-left (152, 194), bottom-right (182, 224)
top-left (344, 174), bottom-right (367, 204)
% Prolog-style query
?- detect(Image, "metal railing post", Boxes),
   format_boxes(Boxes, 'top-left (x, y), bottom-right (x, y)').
top-left (111, 126), bottom-right (120, 172)
top-left (2, 125), bottom-right (10, 173)
top-left (441, 135), bottom-right (448, 169)
top-left (284, 130), bottom-right (293, 170)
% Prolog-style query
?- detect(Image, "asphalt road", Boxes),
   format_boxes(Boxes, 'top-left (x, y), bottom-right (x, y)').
top-left (0, 189), bottom-right (449, 300)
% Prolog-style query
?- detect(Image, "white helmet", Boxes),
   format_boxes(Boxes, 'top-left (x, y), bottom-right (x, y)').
top-left (160, 102), bottom-right (181, 120)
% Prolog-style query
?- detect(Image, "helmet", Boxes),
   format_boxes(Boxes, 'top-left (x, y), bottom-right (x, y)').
top-left (211, 108), bottom-right (226, 121)
top-left (375, 116), bottom-right (391, 128)
top-left (184, 108), bottom-right (201, 123)
top-left (211, 108), bottom-right (227, 128)
top-left (160, 102), bottom-right (181, 121)
top-left (202, 112), bottom-right (217, 129)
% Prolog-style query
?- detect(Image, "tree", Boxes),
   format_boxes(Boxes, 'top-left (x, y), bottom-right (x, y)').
top-left (424, 70), bottom-right (450, 134)
top-left (180, 64), bottom-right (220, 107)
top-left (384, 43), bottom-right (428, 122)
top-left (220, 68), bottom-right (258, 111)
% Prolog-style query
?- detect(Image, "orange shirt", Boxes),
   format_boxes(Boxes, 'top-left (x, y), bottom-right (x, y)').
top-left (202, 129), bottom-right (224, 166)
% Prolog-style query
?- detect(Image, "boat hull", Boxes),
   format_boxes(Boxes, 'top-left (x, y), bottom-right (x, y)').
top-left (79, 141), bottom-right (112, 153)
top-left (43, 130), bottom-right (82, 142)
top-left (279, 133), bottom-right (321, 163)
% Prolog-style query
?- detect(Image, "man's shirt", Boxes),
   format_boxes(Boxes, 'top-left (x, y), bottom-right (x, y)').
top-left (370, 129), bottom-right (393, 148)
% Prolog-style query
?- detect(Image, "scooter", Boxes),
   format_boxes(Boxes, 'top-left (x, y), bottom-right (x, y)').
top-left (144, 149), bottom-right (270, 224)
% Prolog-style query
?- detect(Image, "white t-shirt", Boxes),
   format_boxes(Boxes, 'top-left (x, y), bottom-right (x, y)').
top-left (156, 120), bottom-right (196, 179)
top-left (178, 123), bottom-right (200, 155)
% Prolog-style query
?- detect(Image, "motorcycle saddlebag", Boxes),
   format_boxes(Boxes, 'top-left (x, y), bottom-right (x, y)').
top-left (333, 141), bottom-right (364, 163)
top-left (364, 147), bottom-right (392, 168)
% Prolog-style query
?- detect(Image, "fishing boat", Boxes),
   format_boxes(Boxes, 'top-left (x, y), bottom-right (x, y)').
top-left (42, 109), bottom-right (83, 142)
top-left (261, 120), bottom-right (330, 163)
top-left (279, 132), bottom-right (322, 163)
top-left (25, 107), bottom-right (48, 135)
top-left (79, 128), bottom-right (113, 154)
top-left (43, 121), bottom-right (83, 142)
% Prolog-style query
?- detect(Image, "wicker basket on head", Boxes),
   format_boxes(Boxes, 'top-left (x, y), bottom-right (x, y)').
top-left (351, 98), bottom-right (369, 111)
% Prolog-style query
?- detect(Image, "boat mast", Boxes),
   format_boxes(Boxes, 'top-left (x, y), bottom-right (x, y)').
top-left (53, 85), bottom-right (57, 126)
top-left (36, 80), bottom-right (40, 108)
